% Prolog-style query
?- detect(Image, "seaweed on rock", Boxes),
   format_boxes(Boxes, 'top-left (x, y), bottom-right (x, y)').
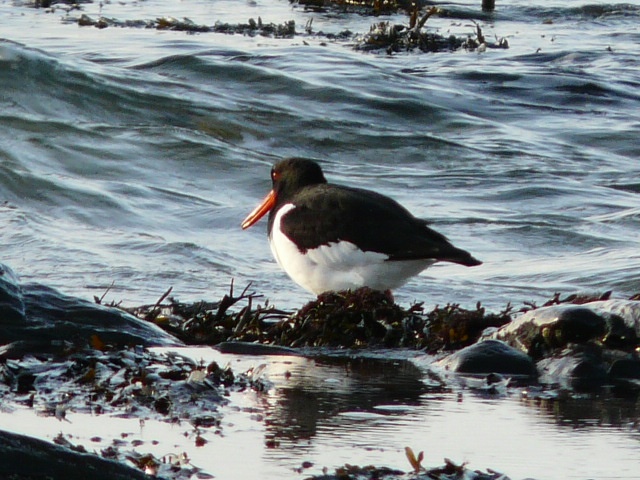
top-left (125, 284), bottom-right (511, 351)
top-left (120, 286), bottom-right (640, 394)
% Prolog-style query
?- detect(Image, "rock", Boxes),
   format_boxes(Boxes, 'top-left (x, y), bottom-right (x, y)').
top-left (608, 358), bottom-right (640, 391)
top-left (537, 345), bottom-right (609, 391)
top-left (434, 339), bottom-right (537, 377)
top-left (0, 263), bottom-right (181, 350)
top-left (0, 429), bottom-right (156, 480)
top-left (491, 300), bottom-right (640, 392)
top-left (493, 301), bottom-right (640, 358)
top-left (609, 358), bottom-right (640, 380)
top-left (587, 300), bottom-right (640, 342)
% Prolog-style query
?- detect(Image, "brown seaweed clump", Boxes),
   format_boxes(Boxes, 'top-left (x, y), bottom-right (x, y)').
top-left (124, 282), bottom-right (290, 346)
top-left (68, 5), bottom-right (508, 55)
top-left (356, 8), bottom-right (509, 53)
top-left (271, 289), bottom-right (512, 350)
top-left (126, 284), bottom-right (512, 352)
top-left (421, 302), bottom-right (512, 352)
top-left (75, 14), bottom-right (296, 37)
top-left (310, 456), bottom-right (509, 480)
top-left (275, 288), bottom-right (413, 348)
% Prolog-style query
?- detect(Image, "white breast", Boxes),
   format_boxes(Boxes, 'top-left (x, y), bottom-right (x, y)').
top-left (269, 204), bottom-right (434, 295)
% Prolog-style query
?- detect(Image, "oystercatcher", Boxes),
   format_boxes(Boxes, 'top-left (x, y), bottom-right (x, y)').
top-left (241, 158), bottom-right (481, 295)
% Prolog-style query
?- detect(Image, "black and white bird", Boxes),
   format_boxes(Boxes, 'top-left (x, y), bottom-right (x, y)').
top-left (241, 158), bottom-right (481, 295)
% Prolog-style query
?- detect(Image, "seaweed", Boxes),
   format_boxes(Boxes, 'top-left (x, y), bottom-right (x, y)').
top-left (75, 14), bottom-right (297, 37)
top-left (0, 344), bottom-right (250, 420)
top-left (356, 10), bottom-right (508, 53)
top-left (309, 456), bottom-right (510, 479)
top-left (66, 5), bottom-right (507, 55)
top-left (123, 284), bottom-right (512, 352)
top-left (421, 301), bottom-right (512, 352)
top-left (127, 285), bottom-right (640, 355)
top-left (519, 290), bottom-right (613, 313)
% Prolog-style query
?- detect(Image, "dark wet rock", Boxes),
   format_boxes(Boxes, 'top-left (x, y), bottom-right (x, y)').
top-left (608, 358), bottom-right (640, 392)
top-left (434, 339), bottom-right (537, 377)
top-left (609, 358), bottom-right (640, 381)
top-left (491, 300), bottom-right (640, 392)
top-left (0, 429), bottom-right (154, 480)
top-left (0, 264), bottom-right (181, 349)
top-left (494, 305), bottom-right (605, 357)
top-left (493, 301), bottom-right (640, 359)
top-left (21, 282), bottom-right (181, 346)
top-left (587, 300), bottom-right (640, 338)
top-left (537, 345), bottom-right (609, 391)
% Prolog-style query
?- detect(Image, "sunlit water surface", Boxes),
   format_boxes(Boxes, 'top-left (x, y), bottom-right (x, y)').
top-left (1, 348), bottom-right (639, 479)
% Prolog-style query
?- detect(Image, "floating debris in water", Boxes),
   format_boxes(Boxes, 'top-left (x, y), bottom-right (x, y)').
top-left (74, 14), bottom-right (297, 37)
top-left (356, 9), bottom-right (508, 53)
top-left (62, 4), bottom-right (508, 54)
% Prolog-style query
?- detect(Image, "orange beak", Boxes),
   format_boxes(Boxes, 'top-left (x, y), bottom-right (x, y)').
top-left (241, 190), bottom-right (276, 229)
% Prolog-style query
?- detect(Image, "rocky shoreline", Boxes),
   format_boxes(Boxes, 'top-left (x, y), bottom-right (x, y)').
top-left (1, 263), bottom-right (639, 479)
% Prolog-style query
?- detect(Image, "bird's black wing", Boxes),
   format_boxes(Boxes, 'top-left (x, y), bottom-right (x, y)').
top-left (278, 184), bottom-right (480, 266)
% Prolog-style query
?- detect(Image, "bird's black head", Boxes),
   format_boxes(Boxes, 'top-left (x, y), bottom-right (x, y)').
top-left (271, 158), bottom-right (327, 202)
top-left (241, 158), bottom-right (328, 230)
